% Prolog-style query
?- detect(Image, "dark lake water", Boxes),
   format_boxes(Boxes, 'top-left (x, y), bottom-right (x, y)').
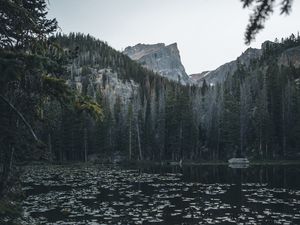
top-left (21, 164), bottom-right (300, 224)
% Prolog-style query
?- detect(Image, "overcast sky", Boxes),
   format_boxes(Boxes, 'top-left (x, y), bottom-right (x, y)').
top-left (47, 0), bottom-right (300, 74)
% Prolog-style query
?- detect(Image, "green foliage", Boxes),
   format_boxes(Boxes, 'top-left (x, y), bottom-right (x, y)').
top-left (42, 75), bottom-right (72, 103)
top-left (241, 0), bottom-right (294, 44)
top-left (52, 33), bottom-right (161, 84)
top-left (0, 0), bottom-right (104, 199)
top-left (210, 37), bottom-right (300, 159)
top-left (74, 95), bottom-right (104, 122)
top-left (51, 32), bottom-right (300, 162)
top-left (0, 0), bottom-right (58, 48)
top-left (2, 0), bottom-right (300, 178)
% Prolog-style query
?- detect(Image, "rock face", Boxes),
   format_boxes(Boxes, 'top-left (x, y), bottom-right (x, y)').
top-left (192, 47), bottom-right (262, 86)
top-left (190, 71), bottom-right (210, 82)
top-left (123, 43), bottom-right (190, 84)
top-left (279, 46), bottom-right (300, 68)
top-left (68, 68), bottom-right (139, 118)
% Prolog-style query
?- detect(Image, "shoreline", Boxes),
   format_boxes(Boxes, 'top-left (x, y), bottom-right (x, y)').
top-left (133, 160), bottom-right (300, 166)
top-left (17, 159), bottom-right (300, 167)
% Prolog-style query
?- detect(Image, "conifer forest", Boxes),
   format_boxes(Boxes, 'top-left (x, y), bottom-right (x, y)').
top-left (1, 0), bottom-right (300, 224)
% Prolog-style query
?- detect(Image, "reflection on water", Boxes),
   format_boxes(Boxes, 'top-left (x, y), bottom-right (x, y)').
top-left (21, 164), bottom-right (300, 224)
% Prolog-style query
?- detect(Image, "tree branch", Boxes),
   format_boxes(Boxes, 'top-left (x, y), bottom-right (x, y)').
top-left (0, 95), bottom-right (39, 142)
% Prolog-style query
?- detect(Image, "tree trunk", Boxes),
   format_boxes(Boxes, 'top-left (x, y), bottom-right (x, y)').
top-left (259, 128), bottom-right (263, 159)
top-left (240, 133), bottom-right (243, 157)
top-left (9, 146), bottom-right (14, 173)
top-left (48, 133), bottom-right (52, 162)
top-left (84, 128), bottom-right (88, 163)
top-left (0, 145), bottom-right (14, 196)
top-left (217, 126), bottom-right (220, 160)
top-left (136, 121), bottom-right (142, 161)
top-left (282, 92), bottom-right (286, 158)
top-left (179, 121), bottom-right (183, 160)
top-left (129, 118), bottom-right (132, 160)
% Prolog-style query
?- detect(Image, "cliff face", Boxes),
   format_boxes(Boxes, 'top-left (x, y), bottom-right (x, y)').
top-left (123, 43), bottom-right (190, 84)
top-left (279, 46), bottom-right (300, 68)
top-left (190, 71), bottom-right (210, 82)
top-left (68, 68), bottom-right (139, 118)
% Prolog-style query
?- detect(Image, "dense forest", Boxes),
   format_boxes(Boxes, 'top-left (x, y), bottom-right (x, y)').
top-left (2, 1), bottom-right (300, 225)
top-left (43, 33), bottom-right (203, 162)
top-left (15, 32), bottom-right (300, 164)
top-left (203, 35), bottom-right (300, 160)
top-left (0, 0), bottom-right (102, 196)
top-left (1, 0), bottom-right (300, 198)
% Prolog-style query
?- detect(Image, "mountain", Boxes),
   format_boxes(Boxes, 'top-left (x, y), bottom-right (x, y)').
top-left (191, 40), bottom-right (300, 86)
top-left (46, 33), bottom-right (300, 163)
top-left (191, 47), bottom-right (262, 86)
top-left (123, 43), bottom-right (190, 84)
top-left (48, 33), bottom-right (201, 162)
top-left (189, 71), bottom-right (210, 82)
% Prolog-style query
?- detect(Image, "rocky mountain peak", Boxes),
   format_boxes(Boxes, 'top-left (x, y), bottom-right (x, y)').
top-left (123, 42), bottom-right (190, 84)
top-left (261, 40), bottom-right (275, 51)
top-left (124, 43), bottom-right (165, 61)
top-left (237, 47), bottom-right (262, 66)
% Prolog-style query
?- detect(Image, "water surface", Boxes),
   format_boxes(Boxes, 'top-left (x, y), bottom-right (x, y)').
top-left (21, 164), bottom-right (300, 224)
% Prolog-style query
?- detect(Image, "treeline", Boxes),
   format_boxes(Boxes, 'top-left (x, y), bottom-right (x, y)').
top-left (0, 0), bottom-right (102, 196)
top-left (2, 1), bottom-right (300, 221)
top-left (46, 33), bottom-right (207, 162)
top-left (202, 34), bottom-right (300, 160)
top-left (47, 33), bottom-right (300, 162)
top-left (2, 1), bottom-right (300, 187)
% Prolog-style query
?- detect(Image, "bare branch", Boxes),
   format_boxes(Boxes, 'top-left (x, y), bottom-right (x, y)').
top-left (0, 95), bottom-right (39, 142)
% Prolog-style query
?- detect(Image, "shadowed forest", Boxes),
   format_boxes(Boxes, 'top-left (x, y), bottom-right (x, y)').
top-left (1, 0), bottom-right (300, 224)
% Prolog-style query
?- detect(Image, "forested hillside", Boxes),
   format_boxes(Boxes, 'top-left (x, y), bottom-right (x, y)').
top-left (47, 33), bottom-right (205, 162)
top-left (2, 27), bottom-right (300, 173)
top-left (2, 1), bottom-right (300, 224)
top-left (202, 35), bottom-right (300, 160)
top-left (0, 1), bottom-right (102, 197)
top-left (44, 33), bottom-right (300, 162)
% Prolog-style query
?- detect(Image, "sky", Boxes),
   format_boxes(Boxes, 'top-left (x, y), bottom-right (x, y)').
top-left (47, 0), bottom-right (300, 74)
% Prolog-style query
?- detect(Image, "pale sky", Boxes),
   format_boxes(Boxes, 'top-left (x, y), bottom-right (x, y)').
top-left (47, 0), bottom-right (300, 74)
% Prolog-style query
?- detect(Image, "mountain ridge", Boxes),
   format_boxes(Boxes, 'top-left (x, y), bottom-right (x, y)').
top-left (123, 42), bottom-right (190, 84)
top-left (190, 47), bottom-right (263, 86)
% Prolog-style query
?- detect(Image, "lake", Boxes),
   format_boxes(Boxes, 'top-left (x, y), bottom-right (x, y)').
top-left (20, 164), bottom-right (300, 224)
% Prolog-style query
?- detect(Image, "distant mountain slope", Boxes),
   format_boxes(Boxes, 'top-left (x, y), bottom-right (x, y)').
top-left (50, 33), bottom-right (300, 162)
top-left (190, 71), bottom-right (210, 82)
top-left (192, 47), bottom-right (262, 86)
top-left (123, 43), bottom-right (190, 84)
top-left (50, 33), bottom-right (201, 162)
